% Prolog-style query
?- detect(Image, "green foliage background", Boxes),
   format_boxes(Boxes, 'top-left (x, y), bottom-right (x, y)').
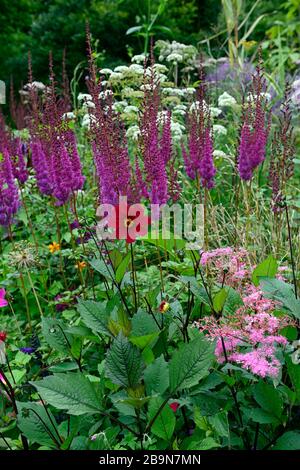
top-left (1, 0), bottom-right (293, 88)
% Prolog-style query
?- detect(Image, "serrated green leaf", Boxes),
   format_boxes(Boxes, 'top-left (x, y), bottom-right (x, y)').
top-left (90, 258), bottom-right (114, 280)
top-left (260, 278), bottom-right (300, 319)
top-left (272, 431), bottom-right (300, 450)
top-left (105, 333), bottom-right (143, 388)
top-left (252, 381), bottom-right (283, 421)
top-left (17, 401), bottom-right (59, 448)
top-left (144, 355), bottom-right (169, 395)
top-left (30, 373), bottom-right (102, 415)
top-left (148, 397), bottom-right (175, 441)
top-left (169, 335), bottom-right (214, 392)
top-left (77, 299), bottom-right (112, 337)
top-left (41, 318), bottom-right (71, 353)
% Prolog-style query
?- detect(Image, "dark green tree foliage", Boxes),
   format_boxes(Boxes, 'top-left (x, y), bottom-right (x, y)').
top-left (0, 0), bottom-right (220, 88)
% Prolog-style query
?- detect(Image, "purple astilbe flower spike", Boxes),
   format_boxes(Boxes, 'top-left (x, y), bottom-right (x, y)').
top-left (0, 148), bottom-right (20, 226)
top-left (51, 140), bottom-right (74, 205)
top-left (86, 29), bottom-right (133, 205)
top-left (139, 61), bottom-right (168, 205)
top-left (160, 110), bottom-right (172, 164)
top-left (64, 129), bottom-right (85, 191)
top-left (31, 140), bottom-right (53, 195)
top-left (182, 67), bottom-right (216, 189)
top-left (199, 127), bottom-right (216, 189)
top-left (10, 137), bottom-right (28, 184)
top-left (238, 58), bottom-right (270, 181)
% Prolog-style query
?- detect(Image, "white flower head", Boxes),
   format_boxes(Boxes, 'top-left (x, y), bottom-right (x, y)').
top-left (218, 92), bottom-right (237, 108)
top-left (213, 124), bottom-right (227, 136)
top-left (131, 54), bottom-right (147, 64)
top-left (100, 68), bottom-right (113, 75)
top-left (126, 125), bottom-right (141, 141)
top-left (166, 53), bottom-right (183, 63)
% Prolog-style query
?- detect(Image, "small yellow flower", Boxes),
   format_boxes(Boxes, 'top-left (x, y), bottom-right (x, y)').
top-left (159, 301), bottom-right (170, 313)
top-left (75, 261), bottom-right (87, 271)
top-left (48, 241), bottom-right (60, 254)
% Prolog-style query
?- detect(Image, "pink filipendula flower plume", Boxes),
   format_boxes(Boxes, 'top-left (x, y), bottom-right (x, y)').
top-left (0, 288), bottom-right (8, 308)
top-left (182, 67), bottom-right (216, 189)
top-left (195, 247), bottom-right (292, 378)
top-left (238, 58), bottom-right (270, 181)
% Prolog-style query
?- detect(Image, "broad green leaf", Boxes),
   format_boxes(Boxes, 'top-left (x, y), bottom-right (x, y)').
top-left (252, 255), bottom-right (278, 286)
top-left (286, 355), bottom-right (300, 402)
top-left (90, 258), bottom-right (114, 280)
top-left (144, 355), bottom-right (169, 395)
top-left (246, 408), bottom-right (279, 425)
top-left (272, 431), bottom-right (300, 450)
top-left (30, 373), bottom-right (102, 415)
top-left (222, 287), bottom-right (243, 316)
top-left (213, 287), bottom-right (228, 313)
top-left (169, 335), bottom-right (214, 392)
top-left (105, 333), bottom-right (143, 388)
top-left (115, 252), bottom-right (131, 284)
top-left (129, 309), bottom-right (160, 349)
top-left (17, 401), bottom-right (59, 448)
top-left (41, 318), bottom-right (71, 353)
top-left (252, 382), bottom-right (283, 421)
top-left (260, 278), bottom-right (300, 319)
top-left (77, 299), bottom-right (112, 337)
top-left (148, 397), bottom-right (175, 442)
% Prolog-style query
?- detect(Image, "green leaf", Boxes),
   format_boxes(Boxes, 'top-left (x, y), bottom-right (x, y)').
top-left (115, 252), bottom-right (131, 284)
top-left (246, 408), bottom-right (279, 425)
top-left (260, 278), bottom-right (300, 319)
top-left (213, 287), bottom-right (228, 313)
top-left (90, 258), bottom-right (114, 280)
top-left (41, 318), bottom-right (71, 353)
top-left (222, 287), bottom-right (243, 316)
top-left (148, 397), bottom-right (175, 442)
top-left (187, 436), bottom-right (220, 450)
top-left (252, 382), bottom-right (283, 421)
top-left (129, 309), bottom-right (160, 349)
top-left (144, 355), bottom-right (169, 395)
top-left (77, 298), bottom-right (112, 337)
top-left (105, 333), bottom-right (143, 388)
top-left (17, 401), bottom-right (59, 448)
top-left (286, 354), bottom-right (300, 402)
top-left (252, 255), bottom-right (278, 286)
top-left (30, 373), bottom-right (102, 415)
top-left (169, 335), bottom-right (214, 392)
top-left (272, 431), bottom-right (300, 450)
